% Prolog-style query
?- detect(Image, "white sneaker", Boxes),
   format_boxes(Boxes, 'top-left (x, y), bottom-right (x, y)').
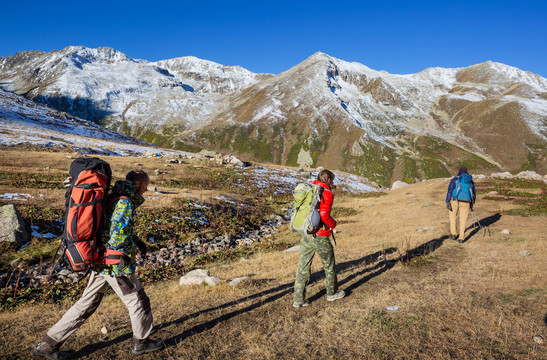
top-left (326, 290), bottom-right (345, 302)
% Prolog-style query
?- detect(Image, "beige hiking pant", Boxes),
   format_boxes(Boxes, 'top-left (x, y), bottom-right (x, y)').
top-left (42, 271), bottom-right (153, 349)
top-left (449, 200), bottom-right (470, 238)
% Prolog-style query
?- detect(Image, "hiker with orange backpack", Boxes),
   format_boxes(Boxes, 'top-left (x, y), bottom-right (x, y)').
top-left (446, 166), bottom-right (476, 243)
top-left (33, 168), bottom-right (164, 359)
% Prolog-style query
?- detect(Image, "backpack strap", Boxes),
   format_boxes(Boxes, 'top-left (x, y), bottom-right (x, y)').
top-left (106, 195), bottom-right (130, 210)
top-left (101, 195), bottom-right (131, 275)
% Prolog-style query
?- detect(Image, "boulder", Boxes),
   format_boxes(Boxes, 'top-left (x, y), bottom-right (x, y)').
top-left (224, 154), bottom-right (245, 167)
top-left (164, 152), bottom-right (182, 159)
top-left (228, 277), bottom-right (250, 287)
top-left (0, 205), bottom-right (28, 248)
top-left (519, 250), bottom-right (531, 257)
top-left (501, 229), bottom-right (511, 235)
top-left (474, 174), bottom-right (486, 179)
top-left (199, 149), bottom-right (219, 158)
top-left (179, 269), bottom-right (221, 286)
top-left (516, 171), bottom-right (543, 181)
top-left (283, 245), bottom-right (301, 253)
top-left (490, 172), bottom-right (514, 179)
top-left (297, 148), bottom-right (313, 169)
top-left (391, 181), bottom-right (409, 190)
top-left (10, 257), bottom-right (23, 268)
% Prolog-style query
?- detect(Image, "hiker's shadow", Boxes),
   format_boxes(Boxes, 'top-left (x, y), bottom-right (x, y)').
top-left (462, 213), bottom-right (502, 243)
top-left (68, 238), bottom-right (448, 357)
top-left (68, 249), bottom-right (391, 357)
top-left (308, 235), bottom-right (449, 300)
top-left (158, 249), bottom-right (395, 349)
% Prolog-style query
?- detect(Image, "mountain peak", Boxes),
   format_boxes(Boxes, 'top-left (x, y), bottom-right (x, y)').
top-left (456, 60), bottom-right (547, 91)
top-left (59, 46), bottom-right (137, 64)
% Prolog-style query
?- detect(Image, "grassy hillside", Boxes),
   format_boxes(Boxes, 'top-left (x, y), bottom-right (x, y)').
top-left (0, 150), bottom-right (545, 359)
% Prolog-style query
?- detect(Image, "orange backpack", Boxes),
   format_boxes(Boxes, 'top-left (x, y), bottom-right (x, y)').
top-left (62, 158), bottom-right (112, 272)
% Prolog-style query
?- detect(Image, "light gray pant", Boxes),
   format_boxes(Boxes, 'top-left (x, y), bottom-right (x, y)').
top-left (42, 271), bottom-right (153, 348)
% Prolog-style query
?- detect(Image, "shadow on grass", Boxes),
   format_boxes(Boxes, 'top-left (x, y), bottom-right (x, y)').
top-left (68, 236), bottom-right (449, 357)
top-left (462, 213), bottom-right (502, 243)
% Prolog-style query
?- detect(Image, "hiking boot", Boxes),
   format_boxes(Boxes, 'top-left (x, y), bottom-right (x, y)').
top-left (132, 339), bottom-right (164, 356)
top-left (458, 239), bottom-right (465, 244)
top-left (32, 342), bottom-right (59, 360)
top-left (326, 290), bottom-right (345, 302)
top-left (449, 234), bottom-right (457, 240)
top-left (292, 300), bottom-right (310, 308)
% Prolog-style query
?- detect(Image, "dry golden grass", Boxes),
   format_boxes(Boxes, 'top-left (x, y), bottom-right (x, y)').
top-left (0, 150), bottom-right (243, 209)
top-left (0, 150), bottom-right (545, 359)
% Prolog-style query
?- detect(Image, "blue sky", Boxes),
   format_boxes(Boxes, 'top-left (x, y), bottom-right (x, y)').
top-left (2, 0), bottom-right (546, 76)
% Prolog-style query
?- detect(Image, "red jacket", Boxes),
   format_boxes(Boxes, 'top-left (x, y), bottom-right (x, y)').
top-left (313, 180), bottom-right (337, 236)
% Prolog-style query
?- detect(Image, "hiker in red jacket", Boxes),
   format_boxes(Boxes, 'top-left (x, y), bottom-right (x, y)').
top-left (293, 169), bottom-right (345, 307)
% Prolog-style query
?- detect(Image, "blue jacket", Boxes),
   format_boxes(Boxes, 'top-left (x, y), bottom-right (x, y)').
top-left (446, 174), bottom-right (476, 204)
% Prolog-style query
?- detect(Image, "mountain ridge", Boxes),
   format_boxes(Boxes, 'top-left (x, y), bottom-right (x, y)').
top-left (1, 46), bottom-right (545, 185)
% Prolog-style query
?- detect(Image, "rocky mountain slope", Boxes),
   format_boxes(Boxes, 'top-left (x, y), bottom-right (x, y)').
top-left (0, 88), bottom-right (190, 156)
top-left (1, 46), bottom-right (545, 185)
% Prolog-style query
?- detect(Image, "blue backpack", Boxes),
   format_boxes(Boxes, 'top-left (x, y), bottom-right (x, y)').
top-left (452, 174), bottom-right (473, 202)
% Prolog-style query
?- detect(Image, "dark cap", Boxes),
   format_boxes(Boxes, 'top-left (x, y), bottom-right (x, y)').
top-left (458, 166), bottom-right (468, 175)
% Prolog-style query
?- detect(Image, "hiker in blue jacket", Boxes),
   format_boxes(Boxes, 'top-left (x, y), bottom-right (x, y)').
top-left (446, 166), bottom-right (476, 243)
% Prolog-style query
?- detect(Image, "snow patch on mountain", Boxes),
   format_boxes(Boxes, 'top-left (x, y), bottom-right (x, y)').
top-left (1, 46), bottom-right (546, 168)
top-left (0, 88), bottom-right (194, 156)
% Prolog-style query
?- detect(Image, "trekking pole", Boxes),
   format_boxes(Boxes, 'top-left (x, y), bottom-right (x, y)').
top-left (331, 229), bottom-right (337, 246)
top-left (471, 210), bottom-right (481, 229)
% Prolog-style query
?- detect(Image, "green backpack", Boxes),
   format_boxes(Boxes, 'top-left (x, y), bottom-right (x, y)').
top-left (290, 183), bottom-right (324, 234)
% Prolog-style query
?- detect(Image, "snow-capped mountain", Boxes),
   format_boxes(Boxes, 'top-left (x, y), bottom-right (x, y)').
top-left (0, 88), bottom-right (192, 156)
top-left (1, 46), bottom-right (545, 185)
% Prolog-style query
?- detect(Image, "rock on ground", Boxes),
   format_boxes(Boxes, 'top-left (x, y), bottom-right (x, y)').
top-left (224, 154), bottom-right (245, 167)
top-left (179, 269), bottom-right (222, 286)
top-left (228, 277), bottom-right (250, 287)
top-left (283, 245), bottom-right (301, 253)
top-left (516, 171), bottom-right (543, 181)
top-left (0, 204), bottom-right (28, 247)
top-left (391, 181), bottom-right (409, 190)
top-left (490, 172), bottom-right (514, 179)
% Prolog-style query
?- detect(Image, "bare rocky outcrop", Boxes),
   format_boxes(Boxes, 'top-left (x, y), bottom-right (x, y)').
top-left (490, 172), bottom-right (514, 179)
top-left (391, 180), bottom-right (409, 190)
top-left (0, 205), bottom-right (28, 248)
top-left (516, 171), bottom-right (543, 181)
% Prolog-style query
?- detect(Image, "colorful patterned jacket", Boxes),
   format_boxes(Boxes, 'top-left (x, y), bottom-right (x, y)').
top-left (98, 179), bottom-right (145, 275)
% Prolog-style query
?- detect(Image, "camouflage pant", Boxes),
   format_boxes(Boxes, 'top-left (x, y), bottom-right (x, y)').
top-left (293, 233), bottom-right (338, 303)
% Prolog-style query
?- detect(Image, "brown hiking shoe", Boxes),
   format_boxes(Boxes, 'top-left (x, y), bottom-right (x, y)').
top-left (32, 342), bottom-right (59, 360)
top-left (132, 339), bottom-right (164, 356)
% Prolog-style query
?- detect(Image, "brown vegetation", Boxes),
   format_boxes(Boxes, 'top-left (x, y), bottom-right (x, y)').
top-left (0, 150), bottom-right (545, 359)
